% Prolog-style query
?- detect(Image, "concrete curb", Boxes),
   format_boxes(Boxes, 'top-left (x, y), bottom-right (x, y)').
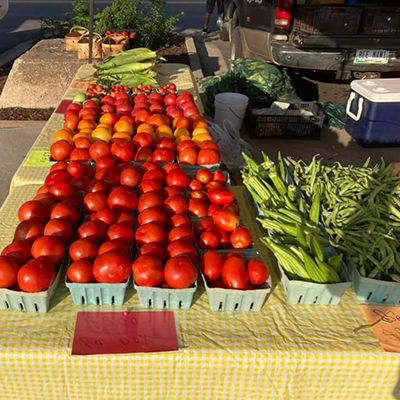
top-left (0, 121), bottom-right (46, 129)
top-left (0, 41), bottom-right (34, 69)
top-left (185, 36), bottom-right (204, 80)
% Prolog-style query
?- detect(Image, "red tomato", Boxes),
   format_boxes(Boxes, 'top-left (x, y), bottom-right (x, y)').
top-left (138, 208), bottom-right (167, 227)
top-left (140, 162), bottom-right (158, 174)
top-left (1, 241), bottom-right (31, 267)
top-left (168, 214), bottom-right (191, 230)
top-left (67, 161), bottom-right (85, 178)
top-left (223, 203), bottom-right (239, 215)
top-left (89, 141), bottom-right (111, 161)
top-left (96, 155), bottom-right (116, 172)
top-left (84, 164), bottom-right (95, 180)
top-left (177, 140), bottom-right (198, 154)
top-left (189, 191), bottom-right (207, 202)
top-left (199, 141), bottom-right (220, 151)
top-left (50, 140), bottom-right (72, 161)
top-left (36, 185), bottom-right (50, 194)
top-left (49, 202), bottom-right (79, 226)
top-left (69, 239), bottom-right (98, 262)
top-left (74, 137), bottom-right (92, 150)
top-left (196, 169), bottom-right (212, 184)
top-left (117, 163), bottom-right (132, 173)
top-left (93, 251), bottom-right (131, 283)
top-left (212, 210), bottom-right (240, 232)
top-left (188, 198), bottom-right (208, 218)
top-left (95, 167), bottom-right (121, 187)
top-left (18, 201), bottom-right (48, 224)
top-left (33, 193), bottom-right (56, 208)
top-left (156, 138), bottom-right (175, 152)
top-left (120, 167), bottom-right (141, 188)
top-left (50, 161), bottom-right (68, 172)
top-left (178, 147), bottom-right (197, 165)
top-left (201, 251), bottom-right (223, 281)
top-left (142, 169), bottom-right (165, 186)
top-left (222, 257), bottom-right (248, 289)
top-left (72, 175), bottom-right (90, 191)
top-left (132, 255), bottom-right (163, 287)
top-left (85, 180), bottom-right (109, 195)
top-left (0, 256), bottom-right (19, 288)
top-left (152, 148), bottom-right (175, 164)
top-left (163, 195), bottom-right (188, 216)
top-left (17, 259), bottom-right (56, 292)
top-left (44, 219), bottom-right (73, 244)
top-left (134, 146), bottom-right (152, 163)
top-left (91, 208), bottom-right (117, 227)
top-left (108, 186), bottom-right (138, 213)
top-left (198, 229), bottom-right (221, 249)
top-left (49, 181), bottom-right (74, 201)
top-left (111, 140), bottom-right (135, 163)
top-left (197, 149), bottom-right (220, 165)
top-left (133, 133), bottom-right (154, 148)
top-left (162, 163), bottom-right (181, 174)
top-left (106, 223), bottom-right (134, 246)
top-left (208, 188), bottom-right (235, 205)
top-left (230, 227), bottom-right (252, 249)
top-left (214, 226), bottom-right (231, 249)
top-left (78, 221), bottom-right (106, 245)
top-left (194, 218), bottom-right (214, 236)
top-left (165, 169), bottom-right (189, 190)
top-left (67, 260), bottom-right (94, 283)
top-left (14, 220), bottom-right (43, 244)
top-left (166, 240), bottom-right (197, 265)
top-left (138, 244), bottom-right (165, 263)
top-left (205, 181), bottom-right (223, 191)
top-left (207, 203), bottom-right (220, 217)
top-left (138, 191), bottom-right (164, 213)
top-left (212, 170), bottom-right (226, 184)
top-left (70, 148), bottom-right (90, 162)
top-left (164, 256), bottom-right (198, 289)
top-left (116, 212), bottom-right (136, 227)
top-left (45, 169), bottom-right (72, 186)
top-left (31, 236), bottom-right (64, 265)
top-left (189, 180), bottom-right (204, 192)
top-left (248, 259), bottom-right (269, 285)
top-left (161, 186), bottom-right (184, 199)
top-left (98, 240), bottom-right (130, 257)
top-left (168, 226), bottom-right (195, 244)
top-left (83, 192), bottom-right (109, 213)
top-left (135, 223), bottom-right (166, 247)
top-left (224, 252), bottom-right (246, 261)
top-left (138, 179), bottom-right (162, 195)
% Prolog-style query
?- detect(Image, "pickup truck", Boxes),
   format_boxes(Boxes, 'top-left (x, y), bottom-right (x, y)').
top-left (220, 0), bottom-right (400, 79)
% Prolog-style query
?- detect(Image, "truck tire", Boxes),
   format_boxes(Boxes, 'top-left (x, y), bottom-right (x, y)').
top-left (229, 26), bottom-right (243, 70)
top-left (220, 20), bottom-right (230, 41)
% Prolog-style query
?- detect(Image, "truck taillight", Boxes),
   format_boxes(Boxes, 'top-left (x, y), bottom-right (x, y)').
top-left (275, 0), bottom-right (293, 29)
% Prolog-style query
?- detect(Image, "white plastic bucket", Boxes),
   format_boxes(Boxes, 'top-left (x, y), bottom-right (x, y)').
top-left (214, 92), bottom-right (249, 130)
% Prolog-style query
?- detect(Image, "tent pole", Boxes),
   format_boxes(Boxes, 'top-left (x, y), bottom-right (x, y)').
top-left (88, 0), bottom-right (94, 64)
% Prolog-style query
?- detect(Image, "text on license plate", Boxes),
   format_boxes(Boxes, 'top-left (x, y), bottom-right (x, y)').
top-left (355, 49), bottom-right (389, 64)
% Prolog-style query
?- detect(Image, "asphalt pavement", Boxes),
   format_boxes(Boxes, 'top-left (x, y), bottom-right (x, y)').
top-left (0, 0), bottom-right (219, 55)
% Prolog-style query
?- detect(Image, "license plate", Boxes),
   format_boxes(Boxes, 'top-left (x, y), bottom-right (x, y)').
top-left (355, 49), bottom-right (389, 64)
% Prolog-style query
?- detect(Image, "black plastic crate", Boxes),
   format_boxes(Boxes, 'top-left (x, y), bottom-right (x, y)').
top-left (245, 101), bottom-right (324, 139)
top-left (361, 7), bottom-right (400, 35)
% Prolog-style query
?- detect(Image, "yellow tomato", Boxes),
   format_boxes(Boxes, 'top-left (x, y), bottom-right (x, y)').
top-left (192, 134), bottom-right (213, 144)
top-left (92, 127), bottom-right (112, 142)
top-left (112, 132), bottom-right (132, 142)
top-left (192, 127), bottom-right (210, 137)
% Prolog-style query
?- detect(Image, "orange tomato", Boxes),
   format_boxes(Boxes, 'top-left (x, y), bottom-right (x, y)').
top-left (137, 123), bottom-right (154, 134)
top-left (190, 115), bottom-right (206, 124)
top-left (81, 113), bottom-right (97, 121)
top-left (100, 113), bottom-right (119, 127)
top-left (173, 116), bottom-right (191, 131)
top-left (174, 127), bottom-right (190, 138)
top-left (193, 119), bottom-right (209, 130)
top-left (73, 132), bottom-right (91, 141)
top-left (78, 128), bottom-right (93, 135)
top-left (54, 129), bottom-right (73, 143)
top-left (175, 134), bottom-right (191, 144)
top-left (119, 115), bottom-right (135, 125)
top-left (112, 132), bottom-right (132, 142)
top-left (78, 119), bottom-right (97, 131)
top-left (155, 125), bottom-right (173, 138)
top-left (114, 120), bottom-right (134, 135)
top-left (74, 136), bottom-right (92, 149)
top-left (192, 127), bottom-right (210, 137)
top-left (64, 115), bottom-right (79, 132)
top-left (92, 127), bottom-right (112, 142)
top-left (149, 114), bottom-right (168, 130)
top-left (192, 134), bottom-right (213, 144)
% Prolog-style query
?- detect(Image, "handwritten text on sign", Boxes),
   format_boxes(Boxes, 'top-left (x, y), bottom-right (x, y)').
top-left (359, 305), bottom-right (400, 353)
top-left (71, 311), bottom-right (179, 356)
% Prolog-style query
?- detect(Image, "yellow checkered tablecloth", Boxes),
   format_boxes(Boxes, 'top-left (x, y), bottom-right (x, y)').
top-left (0, 185), bottom-right (399, 400)
top-left (10, 63), bottom-right (203, 190)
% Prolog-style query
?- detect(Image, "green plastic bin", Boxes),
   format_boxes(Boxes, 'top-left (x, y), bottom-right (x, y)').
top-left (134, 281), bottom-right (197, 310)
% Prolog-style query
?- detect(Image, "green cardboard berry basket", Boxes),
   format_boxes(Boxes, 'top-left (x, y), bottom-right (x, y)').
top-left (347, 255), bottom-right (400, 305)
top-left (200, 252), bottom-right (272, 312)
top-left (0, 256), bottom-right (66, 313)
top-left (66, 275), bottom-right (131, 306)
top-left (134, 281), bottom-right (197, 310)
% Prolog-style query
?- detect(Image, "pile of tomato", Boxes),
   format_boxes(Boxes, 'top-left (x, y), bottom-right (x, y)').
top-left (0, 82), bottom-right (268, 301)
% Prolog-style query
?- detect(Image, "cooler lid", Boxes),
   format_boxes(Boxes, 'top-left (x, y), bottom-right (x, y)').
top-left (350, 79), bottom-right (400, 103)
